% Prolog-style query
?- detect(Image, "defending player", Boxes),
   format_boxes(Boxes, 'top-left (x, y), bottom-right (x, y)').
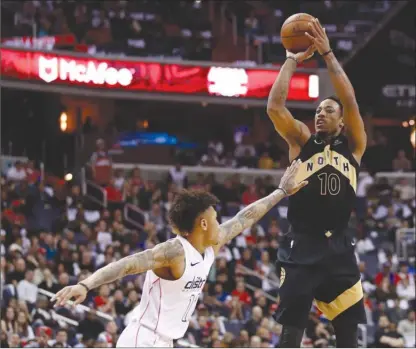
top-left (52, 160), bottom-right (307, 347)
top-left (267, 18), bottom-right (367, 347)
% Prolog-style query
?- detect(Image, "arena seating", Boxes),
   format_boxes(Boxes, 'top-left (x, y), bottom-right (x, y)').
top-left (1, 0), bottom-right (395, 64)
top-left (1, 158), bottom-right (414, 348)
top-left (1, 0), bottom-right (213, 60)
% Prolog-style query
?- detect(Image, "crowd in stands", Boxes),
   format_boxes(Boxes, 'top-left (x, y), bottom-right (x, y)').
top-left (195, 131), bottom-right (414, 174)
top-left (235, 0), bottom-right (394, 64)
top-left (2, 0), bottom-right (396, 65)
top-left (1, 152), bottom-right (415, 348)
top-left (1, 0), bottom-right (212, 60)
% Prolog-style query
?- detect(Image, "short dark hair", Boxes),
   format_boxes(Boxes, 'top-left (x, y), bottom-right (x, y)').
top-left (168, 189), bottom-right (219, 234)
top-left (324, 95), bottom-right (343, 115)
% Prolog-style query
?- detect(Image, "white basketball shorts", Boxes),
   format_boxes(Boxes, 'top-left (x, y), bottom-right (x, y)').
top-left (116, 319), bottom-right (173, 348)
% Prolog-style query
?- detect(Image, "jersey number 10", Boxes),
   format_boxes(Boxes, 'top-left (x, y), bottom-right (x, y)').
top-left (318, 173), bottom-right (341, 196)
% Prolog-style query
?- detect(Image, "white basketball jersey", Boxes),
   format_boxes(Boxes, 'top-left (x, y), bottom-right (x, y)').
top-left (132, 236), bottom-right (215, 339)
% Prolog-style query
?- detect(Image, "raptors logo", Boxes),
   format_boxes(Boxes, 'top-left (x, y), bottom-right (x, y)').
top-left (280, 267), bottom-right (286, 287)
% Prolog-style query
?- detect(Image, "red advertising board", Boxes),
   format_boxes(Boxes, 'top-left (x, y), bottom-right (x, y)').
top-left (1, 48), bottom-right (319, 101)
top-left (1, 34), bottom-right (77, 50)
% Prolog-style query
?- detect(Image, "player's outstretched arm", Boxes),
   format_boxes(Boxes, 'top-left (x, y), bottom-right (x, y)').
top-left (306, 18), bottom-right (367, 160)
top-left (267, 50), bottom-right (313, 149)
top-left (215, 160), bottom-right (307, 250)
top-left (51, 239), bottom-right (184, 307)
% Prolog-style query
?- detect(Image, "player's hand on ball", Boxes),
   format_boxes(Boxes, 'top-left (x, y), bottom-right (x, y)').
top-left (305, 18), bottom-right (331, 55)
top-left (286, 45), bottom-right (316, 63)
top-left (51, 284), bottom-right (87, 307)
top-left (279, 159), bottom-right (308, 195)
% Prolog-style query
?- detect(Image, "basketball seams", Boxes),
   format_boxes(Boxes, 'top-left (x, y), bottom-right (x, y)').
top-left (282, 19), bottom-right (313, 27)
top-left (280, 14), bottom-right (311, 46)
top-left (281, 34), bottom-right (310, 38)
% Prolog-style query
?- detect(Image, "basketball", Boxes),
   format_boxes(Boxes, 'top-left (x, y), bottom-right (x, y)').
top-left (280, 13), bottom-right (315, 53)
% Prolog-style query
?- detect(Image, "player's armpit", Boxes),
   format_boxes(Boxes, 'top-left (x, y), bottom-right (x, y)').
top-left (82, 239), bottom-right (184, 290)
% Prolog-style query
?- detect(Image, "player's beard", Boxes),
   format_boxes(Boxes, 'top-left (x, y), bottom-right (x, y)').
top-left (317, 129), bottom-right (340, 142)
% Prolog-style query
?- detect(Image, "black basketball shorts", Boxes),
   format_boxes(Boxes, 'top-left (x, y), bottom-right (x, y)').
top-left (274, 249), bottom-right (366, 329)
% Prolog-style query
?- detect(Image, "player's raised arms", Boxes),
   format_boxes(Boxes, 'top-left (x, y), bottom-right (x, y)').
top-left (266, 46), bottom-right (315, 160)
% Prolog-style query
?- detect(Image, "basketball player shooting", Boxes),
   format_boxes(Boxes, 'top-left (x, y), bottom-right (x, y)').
top-left (52, 160), bottom-right (307, 347)
top-left (267, 18), bottom-right (367, 347)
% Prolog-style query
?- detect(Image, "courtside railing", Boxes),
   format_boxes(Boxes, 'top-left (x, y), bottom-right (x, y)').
top-left (38, 288), bottom-right (114, 322)
top-left (80, 167), bottom-right (108, 208)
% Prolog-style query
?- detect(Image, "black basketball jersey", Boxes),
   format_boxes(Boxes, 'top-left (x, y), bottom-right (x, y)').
top-left (288, 134), bottom-right (359, 233)
top-left (279, 134), bottom-right (359, 264)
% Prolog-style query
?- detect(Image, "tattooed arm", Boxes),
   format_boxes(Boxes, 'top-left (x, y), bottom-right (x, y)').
top-left (213, 160), bottom-right (308, 254)
top-left (52, 239), bottom-right (184, 306)
top-left (216, 189), bottom-right (286, 250)
top-left (307, 18), bottom-right (367, 160)
top-left (267, 58), bottom-right (311, 152)
top-left (323, 52), bottom-right (367, 160)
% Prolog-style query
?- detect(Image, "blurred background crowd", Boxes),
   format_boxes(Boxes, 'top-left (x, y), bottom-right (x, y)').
top-left (1, 0), bottom-right (415, 348)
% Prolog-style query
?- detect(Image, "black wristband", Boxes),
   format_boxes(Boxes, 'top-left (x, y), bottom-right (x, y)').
top-left (287, 56), bottom-right (298, 64)
top-left (321, 49), bottom-right (333, 56)
top-left (78, 282), bottom-right (89, 292)
top-left (278, 187), bottom-right (288, 197)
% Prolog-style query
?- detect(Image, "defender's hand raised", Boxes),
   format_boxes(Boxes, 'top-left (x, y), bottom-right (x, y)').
top-left (51, 284), bottom-right (87, 307)
top-left (279, 159), bottom-right (308, 195)
top-left (305, 18), bottom-right (331, 55)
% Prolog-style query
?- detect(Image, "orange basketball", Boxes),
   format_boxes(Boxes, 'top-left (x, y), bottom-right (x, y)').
top-left (280, 13), bottom-right (315, 53)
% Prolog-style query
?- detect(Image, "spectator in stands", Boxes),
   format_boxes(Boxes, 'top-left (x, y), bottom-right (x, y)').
top-left (234, 135), bottom-right (256, 159)
top-left (105, 178), bottom-right (123, 202)
top-left (48, 329), bottom-right (69, 348)
top-left (208, 139), bottom-right (224, 158)
top-left (375, 263), bottom-right (401, 286)
top-left (113, 169), bottom-right (126, 191)
top-left (245, 306), bottom-right (263, 336)
top-left (237, 149), bottom-right (257, 168)
top-left (395, 179), bottom-right (415, 201)
top-left (396, 276), bottom-right (415, 302)
top-left (7, 161), bottom-right (27, 182)
top-left (168, 163), bottom-right (188, 189)
top-left (375, 276), bottom-right (398, 304)
top-left (397, 310), bottom-right (416, 348)
top-left (1, 306), bottom-right (17, 336)
top-left (17, 270), bottom-right (38, 306)
top-left (392, 150), bottom-right (412, 172)
top-left (244, 11), bottom-right (259, 42)
top-left (98, 320), bottom-right (119, 347)
top-left (90, 139), bottom-right (112, 186)
top-left (258, 152), bottom-right (274, 170)
top-left (8, 333), bottom-right (22, 348)
top-left (374, 315), bottom-right (405, 348)
top-left (200, 148), bottom-right (221, 167)
top-left (242, 184), bottom-right (259, 205)
top-left (220, 151), bottom-right (238, 168)
top-left (16, 310), bottom-right (35, 344)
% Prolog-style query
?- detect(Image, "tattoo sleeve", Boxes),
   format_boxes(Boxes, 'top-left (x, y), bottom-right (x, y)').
top-left (267, 59), bottom-right (297, 109)
top-left (324, 52), bottom-right (366, 154)
top-left (82, 239), bottom-right (184, 290)
top-left (323, 53), bottom-right (356, 106)
top-left (218, 190), bottom-right (286, 246)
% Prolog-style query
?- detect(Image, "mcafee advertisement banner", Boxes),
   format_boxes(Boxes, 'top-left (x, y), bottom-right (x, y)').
top-left (0, 47), bottom-right (319, 102)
